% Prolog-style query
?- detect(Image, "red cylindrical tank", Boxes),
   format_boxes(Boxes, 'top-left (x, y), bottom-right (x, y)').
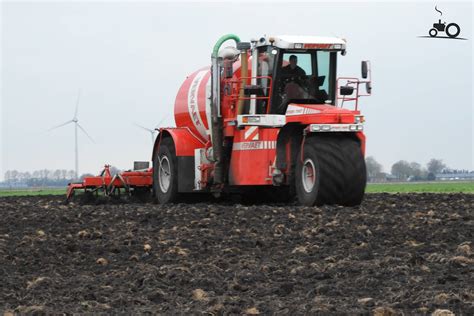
top-left (174, 67), bottom-right (212, 142)
top-left (174, 60), bottom-right (247, 142)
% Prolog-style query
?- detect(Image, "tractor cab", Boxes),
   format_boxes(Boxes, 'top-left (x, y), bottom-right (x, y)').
top-left (251, 36), bottom-right (345, 115)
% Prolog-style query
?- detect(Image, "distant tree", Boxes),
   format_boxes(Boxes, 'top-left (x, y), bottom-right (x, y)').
top-left (366, 156), bottom-right (383, 180)
top-left (22, 172), bottom-right (31, 181)
top-left (427, 159), bottom-right (446, 175)
top-left (67, 170), bottom-right (76, 180)
top-left (10, 170), bottom-right (19, 183)
top-left (38, 169), bottom-right (46, 179)
top-left (4, 171), bottom-right (11, 182)
top-left (53, 169), bottom-right (61, 180)
top-left (409, 162), bottom-right (423, 179)
top-left (391, 160), bottom-right (411, 179)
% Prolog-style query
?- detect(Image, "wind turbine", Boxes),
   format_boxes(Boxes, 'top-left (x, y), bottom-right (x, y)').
top-left (134, 115), bottom-right (169, 145)
top-left (49, 89), bottom-right (94, 179)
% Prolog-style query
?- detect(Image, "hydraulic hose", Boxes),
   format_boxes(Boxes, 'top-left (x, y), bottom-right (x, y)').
top-left (210, 34), bottom-right (240, 187)
top-left (211, 34), bottom-right (241, 58)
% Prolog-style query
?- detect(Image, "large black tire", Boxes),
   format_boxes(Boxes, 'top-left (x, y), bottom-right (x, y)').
top-left (339, 137), bottom-right (367, 206)
top-left (296, 136), bottom-right (345, 206)
top-left (153, 138), bottom-right (179, 204)
top-left (295, 135), bottom-right (366, 206)
top-left (312, 136), bottom-right (346, 205)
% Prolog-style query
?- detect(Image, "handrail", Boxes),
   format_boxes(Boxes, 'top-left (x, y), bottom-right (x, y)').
top-left (336, 76), bottom-right (372, 111)
top-left (225, 75), bottom-right (273, 113)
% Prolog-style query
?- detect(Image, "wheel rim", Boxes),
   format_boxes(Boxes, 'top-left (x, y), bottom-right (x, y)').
top-left (302, 158), bottom-right (316, 193)
top-left (158, 156), bottom-right (171, 193)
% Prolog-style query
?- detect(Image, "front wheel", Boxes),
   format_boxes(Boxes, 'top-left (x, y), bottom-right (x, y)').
top-left (295, 136), bottom-right (365, 206)
top-left (153, 138), bottom-right (179, 204)
top-left (295, 139), bottom-right (322, 206)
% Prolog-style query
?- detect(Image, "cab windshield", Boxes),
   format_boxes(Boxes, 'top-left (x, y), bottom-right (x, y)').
top-left (270, 50), bottom-right (337, 114)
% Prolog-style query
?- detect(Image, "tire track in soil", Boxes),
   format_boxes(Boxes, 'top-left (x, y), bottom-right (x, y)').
top-left (0, 193), bottom-right (472, 314)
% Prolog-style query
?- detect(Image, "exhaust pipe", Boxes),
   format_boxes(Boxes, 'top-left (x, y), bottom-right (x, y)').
top-left (237, 42), bottom-right (251, 115)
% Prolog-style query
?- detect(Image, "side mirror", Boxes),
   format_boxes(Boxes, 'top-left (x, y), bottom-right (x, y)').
top-left (361, 61), bottom-right (368, 79)
top-left (244, 85), bottom-right (265, 96)
top-left (366, 82), bottom-right (372, 94)
top-left (340, 85), bottom-right (354, 96)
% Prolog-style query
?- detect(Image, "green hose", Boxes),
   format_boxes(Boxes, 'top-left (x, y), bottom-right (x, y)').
top-left (210, 34), bottom-right (241, 187)
top-left (212, 34), bottom-right (241, 58)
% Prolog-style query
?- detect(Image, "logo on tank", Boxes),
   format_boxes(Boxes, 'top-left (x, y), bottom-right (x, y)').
top-left (188, 71), bottom-right (208, 138)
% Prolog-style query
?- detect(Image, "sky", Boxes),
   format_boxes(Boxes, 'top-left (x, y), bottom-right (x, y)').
top-left (1, 1), bottom-right (473, 179)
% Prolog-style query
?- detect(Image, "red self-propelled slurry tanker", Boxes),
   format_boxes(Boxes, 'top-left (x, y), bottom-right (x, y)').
top-left (67, 34), bottom-right (372, 206)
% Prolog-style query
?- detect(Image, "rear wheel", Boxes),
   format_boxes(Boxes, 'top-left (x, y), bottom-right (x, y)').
top-left (153, 138), bottom-right (179, 204)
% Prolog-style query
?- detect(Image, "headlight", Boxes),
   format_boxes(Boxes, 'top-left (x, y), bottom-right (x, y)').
top-left (354, 115), bottom-right (365, 123)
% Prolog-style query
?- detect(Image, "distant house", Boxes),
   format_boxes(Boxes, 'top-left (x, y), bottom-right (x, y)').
top-left (436, 173), bottom-right (474, 181)
top-left (385, 174), bottom-right (399, 182)
top-left (0, 182), bottom-right (29, 189)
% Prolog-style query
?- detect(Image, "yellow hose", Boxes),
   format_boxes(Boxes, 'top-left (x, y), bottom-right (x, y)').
top-left (237, 51), bottom-right (248, 115)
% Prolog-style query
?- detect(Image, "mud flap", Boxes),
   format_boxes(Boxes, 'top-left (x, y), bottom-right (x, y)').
top-left (177, 156), bottom-right (195, 192)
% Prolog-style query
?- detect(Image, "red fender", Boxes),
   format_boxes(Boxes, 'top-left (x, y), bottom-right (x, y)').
top-left (152, 127), bottom-right (206, 160)
top-left (356, 132), bottom-right (366, 156)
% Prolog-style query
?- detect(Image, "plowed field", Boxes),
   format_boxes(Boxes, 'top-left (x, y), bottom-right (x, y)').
top-left (1, 193), bottom-right (472, 314)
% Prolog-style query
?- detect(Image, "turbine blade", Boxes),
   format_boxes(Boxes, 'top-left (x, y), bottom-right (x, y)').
top-left (48, 120), bottom-right (74, 131)
top-left (154, 113), bottom-right (170, 129)
top-left (77, 123), bottom-right (95, 143)
top-left (74, 89), bottom-right (81, 119)
top-left (134, 123), bottom-right (153, 132)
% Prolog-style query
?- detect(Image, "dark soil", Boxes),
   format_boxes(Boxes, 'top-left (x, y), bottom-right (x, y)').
top-left (0, 193), bottom-right (473, 314)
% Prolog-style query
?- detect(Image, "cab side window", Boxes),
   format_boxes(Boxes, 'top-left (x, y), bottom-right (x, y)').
top-left (256, 47), bottom-right (276, 113)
